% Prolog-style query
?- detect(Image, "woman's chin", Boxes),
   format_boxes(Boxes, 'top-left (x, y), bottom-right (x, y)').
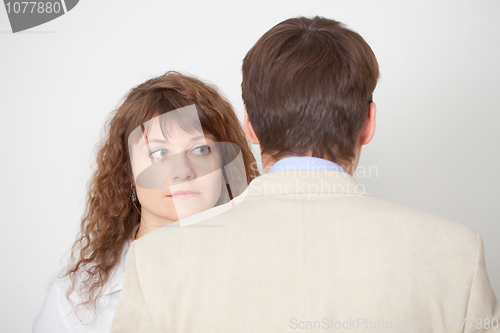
top-left (173, 205), bottom-right (213, 220)
top-left (171, 197), bottom-right (218, 218)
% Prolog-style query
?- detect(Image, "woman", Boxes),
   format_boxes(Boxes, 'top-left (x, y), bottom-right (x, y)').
top-left (32, 71), bottom-right (259, 332)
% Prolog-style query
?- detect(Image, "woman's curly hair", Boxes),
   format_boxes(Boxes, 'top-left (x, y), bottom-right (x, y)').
top-left (61, 71), bottom-right (260, 323)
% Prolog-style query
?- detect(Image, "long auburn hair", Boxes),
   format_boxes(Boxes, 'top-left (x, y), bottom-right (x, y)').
top-left (61, 71), bottom-right (260, 321)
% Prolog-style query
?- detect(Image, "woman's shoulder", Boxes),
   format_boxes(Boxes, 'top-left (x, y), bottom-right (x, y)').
top-left (33, 275), bottom-right (119, 332)
top-left (33, 240), bottom-right (133, 332)
top-left (62, 238), bottom-right (133, 296)
top-left (32, 277), bottom-right (73, 332)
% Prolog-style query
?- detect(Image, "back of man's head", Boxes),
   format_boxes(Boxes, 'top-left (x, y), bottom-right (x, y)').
top-left (242, 16), bottom-right (379, 168)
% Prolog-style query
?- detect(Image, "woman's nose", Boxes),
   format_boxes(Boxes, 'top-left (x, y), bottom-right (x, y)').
top-left (166, 151), bottom-right (196, 184)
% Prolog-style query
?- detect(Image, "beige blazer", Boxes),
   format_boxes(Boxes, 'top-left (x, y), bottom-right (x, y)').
top-left (110, 170), bottom-right (499, 332)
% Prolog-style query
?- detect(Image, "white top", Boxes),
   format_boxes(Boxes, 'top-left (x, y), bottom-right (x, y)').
top-left (32, 240), bottom-right (132, 333)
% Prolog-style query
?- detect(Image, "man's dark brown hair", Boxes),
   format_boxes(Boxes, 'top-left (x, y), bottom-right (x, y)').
top-left (242, 16), bottom-right (379, 168)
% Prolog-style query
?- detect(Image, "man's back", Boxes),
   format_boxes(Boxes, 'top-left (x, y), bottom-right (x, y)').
top-left (111, 170), bottom-right (499, 332)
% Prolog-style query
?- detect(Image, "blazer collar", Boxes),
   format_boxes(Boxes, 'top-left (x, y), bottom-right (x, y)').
top-left (179, 170), bottom-right (375, 227)
top-left (245, 169), bottom-right (375, 198)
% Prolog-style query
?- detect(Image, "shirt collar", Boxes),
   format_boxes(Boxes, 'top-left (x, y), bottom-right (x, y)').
top-left (268, 156), bottom-right (346, 173)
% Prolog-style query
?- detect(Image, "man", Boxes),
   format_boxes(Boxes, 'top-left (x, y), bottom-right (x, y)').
top-left (111, 16), bottom-right (499, 332)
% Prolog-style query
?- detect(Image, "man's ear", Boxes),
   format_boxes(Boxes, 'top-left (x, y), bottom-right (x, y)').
top-left (243, 104), bottom-right (260, 145)
top-left (359, 102), bottom-right (377, 146)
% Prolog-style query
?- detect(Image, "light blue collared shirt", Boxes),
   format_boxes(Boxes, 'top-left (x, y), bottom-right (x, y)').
top-left (267, 156), bottom-right (346, 173)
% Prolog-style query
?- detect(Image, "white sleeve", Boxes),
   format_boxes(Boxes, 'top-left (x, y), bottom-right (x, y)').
top-left (32, 282), bottom-right (72, 333)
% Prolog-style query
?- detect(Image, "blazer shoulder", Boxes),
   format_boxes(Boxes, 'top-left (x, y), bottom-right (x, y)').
top-left (365, 195), bottom-right (479, 241)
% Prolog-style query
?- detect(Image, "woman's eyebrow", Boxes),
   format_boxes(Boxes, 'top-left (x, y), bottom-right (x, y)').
top-left (141, 135), bottom-right (207, 145)
top-left (146, 138), bottom-right (168, 144)
top-left (190, 135), bottom-right (207, 141)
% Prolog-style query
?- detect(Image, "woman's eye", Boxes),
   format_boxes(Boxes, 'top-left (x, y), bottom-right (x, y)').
top-left (150, 149), bottom-right (168, 159)
top-left (191, 145), bottom-right (211, 155)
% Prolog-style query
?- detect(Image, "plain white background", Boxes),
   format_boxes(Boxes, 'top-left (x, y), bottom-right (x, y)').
top-left (1, 1), bottom-right (499, 332)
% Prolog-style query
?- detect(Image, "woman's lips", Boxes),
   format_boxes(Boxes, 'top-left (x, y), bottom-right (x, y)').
top-left (167, 190), bottom-right (200, 199)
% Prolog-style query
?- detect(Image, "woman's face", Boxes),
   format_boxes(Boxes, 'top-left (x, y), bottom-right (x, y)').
top-left (130, 120), bottom-right (224, 226)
